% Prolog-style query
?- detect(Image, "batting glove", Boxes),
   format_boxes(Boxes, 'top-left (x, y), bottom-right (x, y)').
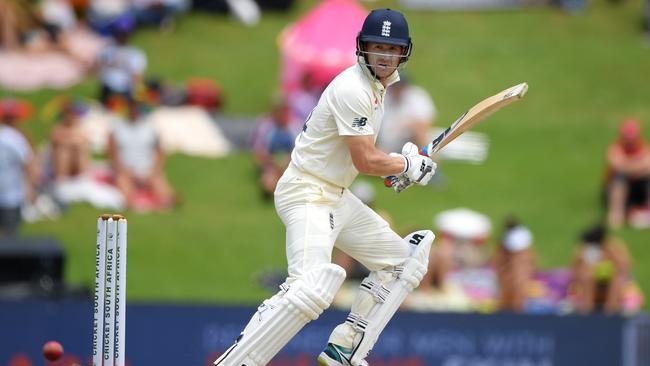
top-left (397, 142), bottom-right (436, 186)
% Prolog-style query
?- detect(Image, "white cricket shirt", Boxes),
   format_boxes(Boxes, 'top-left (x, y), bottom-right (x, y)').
top-left (291, 63), bottom-right (399, 188)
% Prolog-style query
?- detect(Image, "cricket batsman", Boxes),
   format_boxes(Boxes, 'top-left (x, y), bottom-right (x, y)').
top-left (214, 8), bottom-right (436, 366)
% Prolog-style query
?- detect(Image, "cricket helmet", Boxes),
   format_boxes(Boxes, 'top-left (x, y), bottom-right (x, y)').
top-left (356, 8), bottom-right (412, 62)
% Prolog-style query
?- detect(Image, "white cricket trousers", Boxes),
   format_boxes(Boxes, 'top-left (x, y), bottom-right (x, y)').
top-left (274, 163), bottom-right (410, 283)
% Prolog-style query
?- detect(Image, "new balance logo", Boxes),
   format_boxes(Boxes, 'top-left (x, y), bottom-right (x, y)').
top-left (381, 21), bottom-right (392, 37)
top-left (352, 117), bottom-right (367, 128)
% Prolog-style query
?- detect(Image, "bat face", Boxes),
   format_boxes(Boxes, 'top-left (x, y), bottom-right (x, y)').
top-left (422, 82), bottom-right (528, 156)
top-left (386, 82), bottom-right (528, 192)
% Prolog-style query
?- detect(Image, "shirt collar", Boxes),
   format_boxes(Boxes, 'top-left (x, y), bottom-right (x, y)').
top-left (357, 58), bottom-right (400, 92)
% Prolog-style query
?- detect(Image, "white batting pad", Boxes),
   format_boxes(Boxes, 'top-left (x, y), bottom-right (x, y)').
top-left (214, 263), bottom-right (346, 366)
top-left (329, 230), bottom-right (434, 365)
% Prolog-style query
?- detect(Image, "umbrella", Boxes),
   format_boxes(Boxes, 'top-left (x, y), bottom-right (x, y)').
top-left (279, 0), bottom-right (367, 94)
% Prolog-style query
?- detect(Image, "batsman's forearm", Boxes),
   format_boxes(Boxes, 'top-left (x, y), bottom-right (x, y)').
top-left (353, 150), bottom-right (405, 176)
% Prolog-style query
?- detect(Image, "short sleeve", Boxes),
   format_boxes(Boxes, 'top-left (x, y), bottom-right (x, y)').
top-left (327, 84), bottom-right (375, 136)
top-left (5, 128), bottom-right (31, 163)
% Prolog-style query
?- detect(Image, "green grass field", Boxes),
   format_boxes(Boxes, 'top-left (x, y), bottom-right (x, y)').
top-left (12, 0), bottom-right (650, 307)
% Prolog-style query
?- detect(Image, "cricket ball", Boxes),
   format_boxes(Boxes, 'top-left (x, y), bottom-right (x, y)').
top-left (42, 340), bottom-right (64, 361)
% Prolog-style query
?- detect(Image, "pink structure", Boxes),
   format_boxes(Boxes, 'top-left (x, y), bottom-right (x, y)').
top-left (279, 0), bottom-right (367, 94)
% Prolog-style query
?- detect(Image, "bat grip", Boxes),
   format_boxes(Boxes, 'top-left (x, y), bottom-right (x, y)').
top-left (384, 146), bottom-right (428, 189)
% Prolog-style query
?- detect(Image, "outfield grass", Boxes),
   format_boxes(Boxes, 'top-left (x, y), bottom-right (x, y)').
top-left (14, 0), bottom-right (650, 307)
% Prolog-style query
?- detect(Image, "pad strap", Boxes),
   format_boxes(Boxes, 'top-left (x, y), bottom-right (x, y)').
top-left (346, 312), bottom-right (369, 333)
top-left (359, 278), bottom-right (390, 303)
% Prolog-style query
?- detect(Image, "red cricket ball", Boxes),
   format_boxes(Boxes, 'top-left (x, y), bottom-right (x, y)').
top-left (42, 340), bottom-right (64, 362)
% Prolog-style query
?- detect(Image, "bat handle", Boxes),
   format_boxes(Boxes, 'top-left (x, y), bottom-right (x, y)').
top-left (419, 146), bottom-right (429, 156)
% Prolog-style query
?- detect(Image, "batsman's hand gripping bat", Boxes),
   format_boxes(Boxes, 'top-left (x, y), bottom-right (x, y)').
top-left (385, 82), bottom-right (529, 192)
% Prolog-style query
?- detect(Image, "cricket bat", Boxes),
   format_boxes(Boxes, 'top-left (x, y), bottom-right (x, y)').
top-left (420, 82), bottom-right (528, 157)
top-left (386, 82), bottom-right (529, 191)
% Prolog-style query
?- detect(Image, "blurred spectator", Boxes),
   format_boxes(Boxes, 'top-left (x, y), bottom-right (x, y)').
top-left (604, 118), bottom-right (650, 228)
top-left (250, 98), bottom-right (295, 199)
top-left (0, 1), bottom-right (107, 91)
top-left (108, 100), bottom-right (175, 211)
top-left (493, 219), bottom-right (536, 312)
top-left (86, 0), bottom-right (131, 36)
top-left (0, 100), bottom-right (38, 237)
top-left (46, 98), bottom-right (124, 211)
top-left (570, 224), bottom-right (631, 314)
top-left (49, 99), bottom-right (90, 181)
top-left (286, 72), bottom-right (321, 128)
top-left (424, 208), bottom-right (491, 291)
top-left (401, 208), bottom-right (491, 312)
top-left (0, 0), bottom-right (76, 54)
top-left (377, 75), bottom-right (436, 153)
top-left (95, 15), bottom-right (146, 105)
top-left (35, 0), bottom-right (107, 66)
top-left (0, 0), bottom-right (34, 50)
top-left (131, 0), bottom-right (189, 31)
top-left (37, 0), bottom-right (77, 41)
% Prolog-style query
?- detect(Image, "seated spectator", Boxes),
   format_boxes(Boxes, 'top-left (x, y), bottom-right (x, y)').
top-left (96, 15), bottom-right (146, 105)
top-left (604, 118), bottom-right (650, 228)
top-left (2, 0), bottom-right (78, 55)
top-left (424, 208), bottom-right (491, 291)
top-left (0, 1), bottom-right (107, 91)
top-left (377, 75), bottom-right (436, 153)
top-left (570, 224), bottom-right (631, 314)
top-left (0, 0), bottom-right (34, 50)
top-left (108, 99), bottom-right (175, 211)
top-left (0, 100), bottom-right (38, 237)
top-left (35, 0), bottom-right (77, 47)
top-left (493, 219), bottom-right (536, 312)
top-left (402, 209), bottom-right (491, 312)
top-left (40, 97), bottom-right (123, 211)
top-left (34, 0), bottom-right (109, 67)
top-left (251, 98), bottom-right (296, 199)
top-left (49, 99), bottom-right (90, 181)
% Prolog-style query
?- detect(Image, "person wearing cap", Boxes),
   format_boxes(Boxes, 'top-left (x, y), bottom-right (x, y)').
top-left (213, 9), bottom-right (437, 366)
top-left (425, 208), bottom-right (491, 292)
top-left (605, 118), bottom-right (650, 228)
top-left (493, 219), bottom-right (536, 312)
